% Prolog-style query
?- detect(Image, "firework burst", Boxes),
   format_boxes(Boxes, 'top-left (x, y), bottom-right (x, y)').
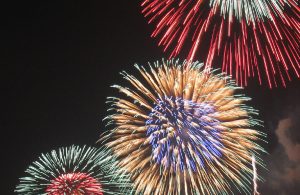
top-left (141, 0), bottom-right (300, 88)
top-left (15, 145), bottom-right (132, 195)
top-left (101, 59), bottom-right (266, 194)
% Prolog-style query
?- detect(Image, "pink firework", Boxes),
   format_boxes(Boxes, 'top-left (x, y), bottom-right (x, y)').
top-left (141, 0), bottom-right (300, 88)
top-left (46, 172), bottom-right (103, 195)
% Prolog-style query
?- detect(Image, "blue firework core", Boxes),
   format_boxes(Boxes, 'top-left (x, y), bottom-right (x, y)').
top-left (146, 96), bottom-right (223, 171)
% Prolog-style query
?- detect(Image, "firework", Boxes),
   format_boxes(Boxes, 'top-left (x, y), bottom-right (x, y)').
top-left (101, 59), bottom-right (266, 194)
top-left (141, 0), bottom-right (300, 88)
top-left (252, 155), bottom-right (260, 195)
top-left (15, 145), bottom-right (132, 195)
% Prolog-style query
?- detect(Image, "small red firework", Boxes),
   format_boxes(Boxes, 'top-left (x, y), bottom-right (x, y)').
top-left (142, 0), bottom-right (300, 88)
top-left (46, 172), bottom-right (103, 195)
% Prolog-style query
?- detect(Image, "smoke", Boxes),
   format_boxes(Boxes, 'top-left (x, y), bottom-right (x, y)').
top-left (261, 106), bottom-right (300, 194)
top-left (275, 119), bottom-right (300, 181)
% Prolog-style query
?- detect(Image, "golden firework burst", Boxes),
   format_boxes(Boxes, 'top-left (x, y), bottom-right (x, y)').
top-left (101, 59), bottom-right (266, 195)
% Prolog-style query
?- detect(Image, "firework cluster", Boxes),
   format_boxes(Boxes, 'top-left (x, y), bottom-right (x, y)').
top-left (15, 59), bottom-right (267, 194)
top-left (14, 0), bottom-right (295, 193)
top-left (16, 59), bottom-right (267, 194)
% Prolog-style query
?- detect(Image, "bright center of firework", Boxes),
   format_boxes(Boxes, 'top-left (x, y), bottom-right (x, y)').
top-left (46, 172), bottom-right (103, 195)
top-left (146, 96), bottom-right (222, 171)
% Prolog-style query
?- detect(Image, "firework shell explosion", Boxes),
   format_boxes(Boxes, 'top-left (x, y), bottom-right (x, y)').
top-left (15, 145), bottom-right (132, 195)
top-left (101, 59), bottom-right (266, 195)
top-left (141, 0), bottom-right (300, 88)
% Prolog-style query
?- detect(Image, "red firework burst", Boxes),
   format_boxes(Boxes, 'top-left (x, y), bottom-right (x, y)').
top-left (46, 172), bottom-right (103, 195)
top-left (141, 0), bottom-right (300, 88)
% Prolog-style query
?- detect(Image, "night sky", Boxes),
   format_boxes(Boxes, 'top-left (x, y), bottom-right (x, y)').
top-left (2, 1), bottom-right (300, 194)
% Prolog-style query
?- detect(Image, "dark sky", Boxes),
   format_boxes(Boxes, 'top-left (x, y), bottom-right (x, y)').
top-left (1, 1), bottom-right (300, 194)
